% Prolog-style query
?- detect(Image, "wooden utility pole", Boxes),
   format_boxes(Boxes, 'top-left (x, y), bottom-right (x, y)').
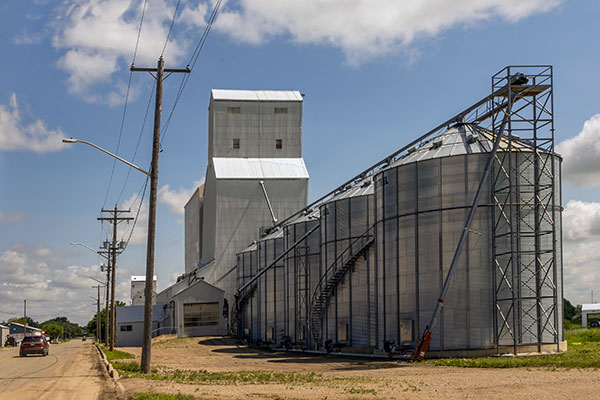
top-left (104, 261), bottom-right (110, 346)
top-left (131, 56), bottom-right (189, 373)
top-left (98, 207), bottom-right (132, 351)
top-left (23, 299), bottom-right (27, 335)
top-left (93, 285), bottom-right (101, 343)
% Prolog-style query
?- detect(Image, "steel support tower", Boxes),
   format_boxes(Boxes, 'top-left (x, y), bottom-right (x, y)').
top-left (490, 66), bottom-right (560, 354)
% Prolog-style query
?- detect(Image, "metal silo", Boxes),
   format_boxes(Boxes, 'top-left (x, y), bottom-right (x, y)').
top-left (311, 178), bottom-right (376, 350)
top-left (236, 242), bottom-right (258, 341)
top-left (374, 122), bottom-right (562, 353)
top-left (282, 208), bottom-right (320, 346)
top-left (257, 228), bottom-right (285, 344)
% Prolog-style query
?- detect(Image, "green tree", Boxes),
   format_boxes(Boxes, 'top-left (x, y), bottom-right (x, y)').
top-left (7, 317), bottom-right (41, 328)
top-left (564, 298), bottom-right (578, 321)
top-left (85, 301), bottom-right (126, 341)
top-left (41, 322), bottom-right (64, 340)
top-left (40, 317), bottom-right (83, 339)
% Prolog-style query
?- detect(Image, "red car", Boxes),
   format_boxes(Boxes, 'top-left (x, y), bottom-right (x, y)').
top-left (20, 335), bottom-right (49, 357)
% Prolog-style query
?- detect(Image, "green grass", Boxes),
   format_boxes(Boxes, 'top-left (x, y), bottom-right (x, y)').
top-left (119, 366), bottom-right (321, 385)
top-left (133, 393), bottom-right (196, 400)
top-left (429, 328), bottom-right (600, 369)
top-left (99, 345), bottom-right (135, 362)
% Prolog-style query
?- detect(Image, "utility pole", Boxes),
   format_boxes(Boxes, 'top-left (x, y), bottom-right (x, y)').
top-left (23, 299), bottom-right (27, 336)
top-left (93, 285), bottom-right (101, 343)
top-left (98, 207), bottom-right (132, 351)
top-left (131, 57), bottom-right (190, 373)
top-left (102, 262), bottom-right (110, 346)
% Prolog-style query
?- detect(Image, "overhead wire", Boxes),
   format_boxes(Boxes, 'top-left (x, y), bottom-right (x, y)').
top-left (161, 0), bottom-right (182, 57)
top-left (102, 0), bottom-right (149, 208)
top-left (116, 80), bottom-right (156, 204)
top-left (160, 0), bottom-right (223, 146)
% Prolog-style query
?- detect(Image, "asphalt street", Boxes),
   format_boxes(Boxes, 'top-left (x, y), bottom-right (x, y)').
top-left (0, 339), bottom-right (119, 399)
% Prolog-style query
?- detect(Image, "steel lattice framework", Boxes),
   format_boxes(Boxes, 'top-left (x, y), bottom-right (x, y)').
top-left (490, 66), bottom-right (560, 353)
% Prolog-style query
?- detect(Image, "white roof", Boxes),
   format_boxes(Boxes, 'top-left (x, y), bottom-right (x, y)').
top-left (582, 304), bottom-right (600, 312)
top-left (211, 89), bottom-right (303, 102)
top-left (131, 275), bottom-right (156, 282)
top-left (116, 305), bottom-right (167, 323)
top-left (213, 158), bottom-right (309, 179)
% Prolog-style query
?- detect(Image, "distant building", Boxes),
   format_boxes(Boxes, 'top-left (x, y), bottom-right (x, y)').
top-left (156, 273), bottom-right (226, 338)
top-left (7, 322), bottom-right (44, 344)
top-left (130, 275), bottom-right (157, 306)
top-left (185, 89), bottom-right (309, 307)
top-left (0, 325), bottom-right (9, 347)
top-left (115, 305), bottom-right (167, 347)
top-left (581, 303), bottom-right (600, 328)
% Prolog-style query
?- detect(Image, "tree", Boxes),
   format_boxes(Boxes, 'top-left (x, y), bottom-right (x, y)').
top-left (40, 317), bottom-right (83, 339)
top-left (85, 301), bottom-right (126, 341)
top-left (7, 317), bottom-right (40, 328)
top-left (564, 298), bottom-right (578, 321)
top-left (41, 322), bottom-right (64, 340)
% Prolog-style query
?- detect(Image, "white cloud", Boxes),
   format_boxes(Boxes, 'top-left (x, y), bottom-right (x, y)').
top-left (0, 244), bottom-right (127, 325)
top-left (0, 94), bottom-right (67, 153)
top-left (561, 200), bottom-right (600, 305)
top-left (212, 0), bottom-right (562, 64)
top-left (52, 0), bottom-right (189, 103)
top-left (158, 178), bottom-right (204, 215)
top-left (11, 29), bottom-right (42, 44)
top-left (556, 114), bottom-right (600, 187)
top-left (120, 191), bottom-right (149, 246)
top-left (0, 211), bottom-right (26, 224)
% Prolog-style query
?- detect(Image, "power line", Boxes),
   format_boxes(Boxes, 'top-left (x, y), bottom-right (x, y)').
top-left (161, 0), bottom-right (182, 57)
top-left (116, 80), bottom-right (156, 204)
top-left (160, 0), bottom-right (223, 146)
top-left (102, 0), bottom-right (150, 208)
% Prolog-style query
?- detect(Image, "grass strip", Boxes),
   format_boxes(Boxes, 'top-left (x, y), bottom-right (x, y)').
top-left (429, 328), bottom-right (600, 369)
top-left (115, 362), bottom-right (321, 385)
top-left (99, 345), bottom-right (135, 362)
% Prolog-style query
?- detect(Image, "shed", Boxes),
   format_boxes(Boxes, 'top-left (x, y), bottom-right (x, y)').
top-left (115, 305), bottom-right (168, 347)
top-left (581, 304), bottom-right (600, 328)
top-left (0, 325), bottom-right (9, 347)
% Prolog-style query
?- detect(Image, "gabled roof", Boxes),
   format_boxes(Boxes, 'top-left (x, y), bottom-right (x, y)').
top-left (116, 305), bottom-right (168, 324)
top-left (212, 158), bottom-right (309, 179)
top-left (211, 89), bottom-right (303, 102)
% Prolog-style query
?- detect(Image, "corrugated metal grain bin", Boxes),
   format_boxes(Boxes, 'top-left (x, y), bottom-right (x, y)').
top-left (257, 228), bottom-right (285, 344)
top-left (312, 178), bottom-right (376, 349)
top-left (374, 123), bottom-right (562, 352)
top-left (283, 208), bottom-right (320, 346)
top-left (236, 242), bottom-right (258, 341)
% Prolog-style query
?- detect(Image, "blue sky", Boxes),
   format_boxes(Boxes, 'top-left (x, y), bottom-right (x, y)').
top-left (1, 0), bottom-right (600, 325)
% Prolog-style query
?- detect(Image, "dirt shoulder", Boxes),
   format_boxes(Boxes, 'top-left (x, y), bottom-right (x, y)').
top-left (117, 337), bottom-right (600, 399)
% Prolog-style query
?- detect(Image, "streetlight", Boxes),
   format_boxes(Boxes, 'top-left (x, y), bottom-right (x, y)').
top-left (64, 135), bottom-right (159, 372)
top-left (62, 139), bottom-right (150, 176)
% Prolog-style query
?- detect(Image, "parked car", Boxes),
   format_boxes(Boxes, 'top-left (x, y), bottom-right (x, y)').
top-left (20, 335), bottom-right (49, 357)
top-left (591, 321), bottom-right (600, 328)
top-left (50, 338), bottom-right (59, 344)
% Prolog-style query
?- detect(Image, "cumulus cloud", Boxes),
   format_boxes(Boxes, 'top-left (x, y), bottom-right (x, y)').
top-left (556, 114), bottom-right (600, 187)
top-left (0, 94), bottom-right (67, 153)
top-left (120, 191), bottom-right (149, 246)
top-left (0, 243), bottom-right (127, 325)
top-left (212, 0), bottom-right (562, 64)
top-left (52, 0), bottom-right (190, 103)
top-left (158, 178), bottom-right (205, 215)
top-left (561, 200), bottom-right (600, 305)
top-left (0, 211), bottom-right (27, 224)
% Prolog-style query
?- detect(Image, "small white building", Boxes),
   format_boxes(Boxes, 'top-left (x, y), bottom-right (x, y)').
top-left (157, 270), bottom-right (227, 338)
top-left (131, 275), bottom-right (157, 306)
top-left (581, 303), bottom-right (600, 328)
top-left (0, 325), bottom-right (9, 347)
top-left (115, 305), bottom-right (168, 347)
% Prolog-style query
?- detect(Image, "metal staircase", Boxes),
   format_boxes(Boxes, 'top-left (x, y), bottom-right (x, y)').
top-left (310, 226), bottom-right (374, 348)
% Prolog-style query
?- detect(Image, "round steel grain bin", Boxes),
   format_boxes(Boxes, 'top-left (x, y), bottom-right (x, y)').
top-left (374, 123), bottom-right (562, 352)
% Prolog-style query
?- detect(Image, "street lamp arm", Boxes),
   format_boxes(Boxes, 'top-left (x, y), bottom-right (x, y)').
top-left (70, 242), bottom-right (109, 260)
top-left (63, 138), bottom-right (150, 176)
top-left (78, 273), bottom-right (106, 285)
